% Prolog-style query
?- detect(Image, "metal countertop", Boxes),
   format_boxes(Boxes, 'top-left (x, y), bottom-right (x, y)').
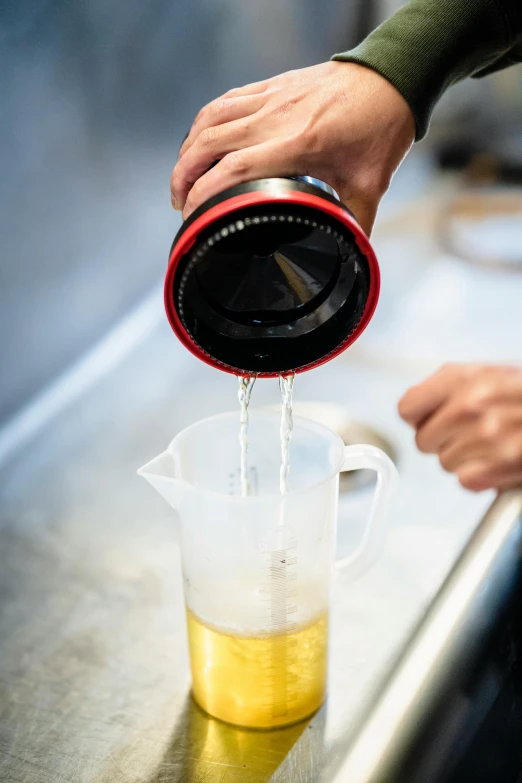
top-left (331, 488), bottom-right (522, 783)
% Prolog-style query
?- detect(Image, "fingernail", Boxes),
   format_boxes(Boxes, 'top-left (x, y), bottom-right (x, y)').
top-left (172, 197), bottom-right (180, 211)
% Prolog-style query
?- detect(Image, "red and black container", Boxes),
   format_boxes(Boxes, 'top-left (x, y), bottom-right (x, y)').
top-left (165, 176), bottom-right (380, 377)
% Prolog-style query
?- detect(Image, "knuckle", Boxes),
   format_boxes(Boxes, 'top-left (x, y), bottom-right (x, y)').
top-left (397, 396), bottom-right (411, 421)
top-left (215, 97), bottom-right (231, 114)
top-left (200, 126), bottom-right (220, 149)
top-left (186, 181), bottom-right (203, 207)
top-left (480, 411), bottom-right (502, 441)
top-left (415, 430), bottom-right (431, 454)
top-left (223, 149), bottom-right (250, 176)
top-left (475, 381), bottom-right (495, 403)
top-left (473, 381), bottom-right (495, 409)
top-left (208, 97), bottom-right (231, 120)
top-left (500, 438), bottom-right (522, 469)
top-left (460, 389), bottom-right (489, 419)
top-left (439, 452), bottom-right (454, 472)
top-left (170, 169), bottom-right (183, 196)
top-left (462, 363), bottom-right (481, 377)
top-left (171, 162), bottom-right (190, 189)
top-left (455, 362), bottom-right (480, 378)
top-left (457, 467), bottom-right (488, 492)
top-left (194, 103), bottom-right (209, 125)
top-left (184, 194), bottom-right (197, 216)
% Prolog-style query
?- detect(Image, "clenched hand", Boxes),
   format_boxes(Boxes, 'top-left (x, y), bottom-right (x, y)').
top-left (171, 61), bottom-right (415, 234)
top-left (399, 364), bottom-right (522, 492)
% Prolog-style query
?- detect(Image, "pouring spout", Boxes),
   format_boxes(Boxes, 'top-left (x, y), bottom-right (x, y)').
top-left (137, 450), bottom-right (182, 510)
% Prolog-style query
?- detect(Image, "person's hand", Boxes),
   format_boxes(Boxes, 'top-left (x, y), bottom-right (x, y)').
top-left (399, 364), bottom-right (522, 492)
top-left (171, 61), bottom-right (415, 233)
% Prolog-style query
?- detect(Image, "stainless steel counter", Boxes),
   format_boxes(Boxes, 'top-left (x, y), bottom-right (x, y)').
top-left (331, 489), bottom-right (522, 783)
top-left (0, 300), bottom-right (499, 782)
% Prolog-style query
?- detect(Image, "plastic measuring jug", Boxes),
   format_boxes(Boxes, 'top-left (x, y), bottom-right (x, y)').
top-left (138, 410), bottom-right (397, 729)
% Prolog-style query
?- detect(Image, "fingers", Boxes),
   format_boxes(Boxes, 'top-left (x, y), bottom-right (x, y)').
top-left (413, 391), bottom-right (487, 454)
top-left (412, 394), bottom-right (522, 492)
top-left (181, 141), bottom-right (297, 218)
top-left (179, 94), bottom-right (266, 158)
top-left (172, 118), bottom-right (260, 209)
top-left (403, 366), bottom-right (522, 457)
top-left (456, 460), bottom-right (522, 493)
top-left (438, 437), bottom-right (488, 473)
top-left (440, 446), bottom-right (518, 492)
top-left (439, 446), bottom-right (514, 492)
top-left (493, 470), bottom-right (522, 492)
top-left (398, 364), bottom-right (460, 427)
top-left (455, 460), bottom-right (493, 492)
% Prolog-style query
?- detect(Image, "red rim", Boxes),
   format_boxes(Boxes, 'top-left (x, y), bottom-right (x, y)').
top-left (164, 190), bottom-right (380, 377)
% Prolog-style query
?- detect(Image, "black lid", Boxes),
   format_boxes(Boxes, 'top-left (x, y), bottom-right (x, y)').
top-left (167, 179), bottom-right (377, 375)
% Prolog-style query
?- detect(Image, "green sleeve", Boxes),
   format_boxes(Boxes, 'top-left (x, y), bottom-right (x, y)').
top-left (331, 0), bottom-right (522, 140)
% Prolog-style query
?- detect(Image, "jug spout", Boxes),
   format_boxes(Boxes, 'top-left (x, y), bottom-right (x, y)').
top-left (138, 450), bottom-right (182, 510)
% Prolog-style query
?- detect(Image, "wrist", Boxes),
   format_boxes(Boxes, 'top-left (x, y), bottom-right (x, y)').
top-left (332, 0), bottom-right (509, 140)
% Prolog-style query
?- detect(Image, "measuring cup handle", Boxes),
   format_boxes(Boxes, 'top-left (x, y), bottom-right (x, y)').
top-left (335, 445), bottom-right (398, 580)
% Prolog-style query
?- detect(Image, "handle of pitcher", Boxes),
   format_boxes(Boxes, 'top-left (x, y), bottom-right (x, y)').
top-left (335, 444), bottom-right (398, 580)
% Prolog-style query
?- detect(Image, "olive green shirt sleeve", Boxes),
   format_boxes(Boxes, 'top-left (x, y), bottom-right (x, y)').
top-left (331, 0), bottom-right (522, 140)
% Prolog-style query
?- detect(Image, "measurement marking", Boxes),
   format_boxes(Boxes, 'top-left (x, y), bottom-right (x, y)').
top-left (260, 542), bottom-right (300, 721)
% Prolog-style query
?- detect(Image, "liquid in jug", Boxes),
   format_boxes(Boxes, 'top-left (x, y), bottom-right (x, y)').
top-left (187, 609), bottom-right (328, 728)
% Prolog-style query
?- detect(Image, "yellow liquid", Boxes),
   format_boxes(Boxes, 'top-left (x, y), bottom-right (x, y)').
top-left (186, 609), bottom-right (328, 728)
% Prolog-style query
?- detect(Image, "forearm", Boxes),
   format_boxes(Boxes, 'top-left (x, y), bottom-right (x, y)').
top-left (332, 0), bottom-right (522, 140)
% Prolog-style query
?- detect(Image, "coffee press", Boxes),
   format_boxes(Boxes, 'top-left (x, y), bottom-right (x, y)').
top-left (164, 176), bottom-right (380, 376)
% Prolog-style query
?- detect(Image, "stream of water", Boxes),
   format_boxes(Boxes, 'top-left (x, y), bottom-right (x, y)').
top-left (238, 374), bottom-right (295, 500)
top-left (238, 375), bottom-right (256, 496)
top-left (278, 374), bottom-right (295, 496)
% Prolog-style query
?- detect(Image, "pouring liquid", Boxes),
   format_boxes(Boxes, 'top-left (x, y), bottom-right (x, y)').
top-left (238, 376), bottom-right (256, 496)
top-left (279, 374), bottom-right (295, 496)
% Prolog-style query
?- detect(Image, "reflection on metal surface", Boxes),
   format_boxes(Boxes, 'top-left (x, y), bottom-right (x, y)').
top-left (290, 176), bottom-right (340, 201)
top-left (98, 695), bottom-right (314, 782)
top-left (329, 489), bottom-right (522, 783)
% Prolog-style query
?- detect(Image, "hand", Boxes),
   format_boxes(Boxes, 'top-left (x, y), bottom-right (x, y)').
top-left (399, 364), bottom-right (522, 492)
top-left (170, 61), bottom-right (415, 233)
